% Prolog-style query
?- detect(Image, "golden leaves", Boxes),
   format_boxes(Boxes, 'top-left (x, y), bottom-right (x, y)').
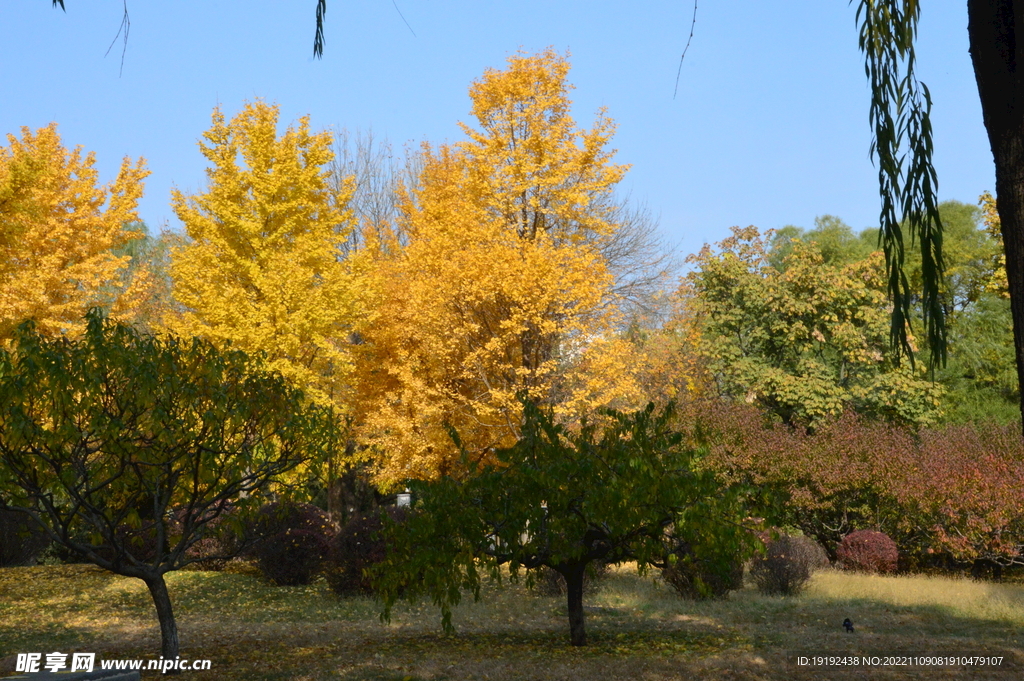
top-left (356, 51), bottom-right (641, 485)
top-left (0, 124), bottom-right (149, 341)
top-left (167, 100), bottom-right (363, 413)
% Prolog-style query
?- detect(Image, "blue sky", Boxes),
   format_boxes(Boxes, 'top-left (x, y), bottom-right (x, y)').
top-left (2, 1), bottom-right (992, 260)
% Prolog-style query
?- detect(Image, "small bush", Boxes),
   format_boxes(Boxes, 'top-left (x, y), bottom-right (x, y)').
top-left (178, 507), bottom-right (244, 571)
top-left (750, 534), bottom-right (828, 596)
top-left (532, 562), bottom-right (610, 597)
top-left (662, 542), bottom-right (744, 600)
top-left (252, 502), bottom-right (335, 586)
top-left (837, 529), bottom-right (898, 573)
top-left (326, 506), bottom-right (408, 595)
top-left (0, 509), bottom-right (51, 567)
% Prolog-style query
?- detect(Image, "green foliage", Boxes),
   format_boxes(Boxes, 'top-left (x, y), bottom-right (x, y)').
top-left (0, 310), bottom-right (339, 575)
top-left (660, 539), bottom-right (744, 600)
top-left (374, 400), bottom-right (758, 646)
top-left (937, 294), bottom-right (1019, 424)
top-left (688, 226), bottom-right (942, 426)
top-left (768, 215), bottom-right (876, 270)
top-left (0, 309), bottom-right (342, 658)
top-left (855, 0), bottom-right (945, 369)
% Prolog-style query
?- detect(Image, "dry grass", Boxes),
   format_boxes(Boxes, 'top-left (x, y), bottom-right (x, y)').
top-left (0, 563), bottom-right (1021, 680)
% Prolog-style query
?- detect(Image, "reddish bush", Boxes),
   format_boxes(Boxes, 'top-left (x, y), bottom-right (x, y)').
top-left (326, 506), bottom-right (408, 595)
top-left (836, 530), bottom-right (898, 573)
top-left (176, 507), bottom-right (244, 570)
top-left (0, 509), bottom-right (50, 566)
top-left (252, 502), bottom-right (335, 586)
top-left (685, 400), bottom-right (1024, 571)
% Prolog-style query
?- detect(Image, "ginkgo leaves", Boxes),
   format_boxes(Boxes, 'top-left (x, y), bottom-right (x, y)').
top-left (357, 50), bottom-right (643, 485)
top-left (167, 100), bottom-right (364, 413)
top-left (0, 123), bottom-right (148, 341)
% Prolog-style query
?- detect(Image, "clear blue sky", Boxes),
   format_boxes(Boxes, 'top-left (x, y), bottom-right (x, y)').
top-left (1, 1), bottom-right (993, 259)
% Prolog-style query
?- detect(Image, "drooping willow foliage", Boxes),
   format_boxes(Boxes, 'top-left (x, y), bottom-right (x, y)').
top-left (854, 0), bottom-right (945, 370)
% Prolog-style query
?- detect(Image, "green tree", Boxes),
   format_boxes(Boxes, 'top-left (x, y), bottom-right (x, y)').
top-left (375, 400), bottom-right (757, 647)
top-left (688, 226), bottom-right (942, 426)
top-left (768, 215), bottom-right (877, 271)
top-left (0, 311), bottom-right (340, 660)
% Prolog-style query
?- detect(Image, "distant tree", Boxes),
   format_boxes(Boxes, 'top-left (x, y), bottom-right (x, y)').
top-left (375, 400), bottom-right (757, 647)
top-left (0, 123), bottom-right (148, 341)
top-left (0, 311), bottom-right (340, 661)
top-left (768, 215), bottom-right (876, 271)
top-left (687, 226), bottom-right (942, 426)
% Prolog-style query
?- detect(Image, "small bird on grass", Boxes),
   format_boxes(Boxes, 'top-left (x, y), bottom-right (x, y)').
top-left (843, 618), bottom-right (854, 633)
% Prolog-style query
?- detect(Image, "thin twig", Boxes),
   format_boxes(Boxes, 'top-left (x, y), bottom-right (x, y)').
top-left (103, 0), bottom-right (130, 77)
top-left (674, 0), bottom-right (698, 99)
top-left (392, 0), bottom-right (417, 37)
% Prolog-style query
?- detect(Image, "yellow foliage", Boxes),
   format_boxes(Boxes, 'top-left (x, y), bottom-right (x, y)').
top-left (979, 190), bottom-right (1008, 298)
top-left (167, 100), bottom-right (365, 412)
top-left (357, 51), bottom-right (643, 486)
top-left (0, 124), bottom-right (148, 340)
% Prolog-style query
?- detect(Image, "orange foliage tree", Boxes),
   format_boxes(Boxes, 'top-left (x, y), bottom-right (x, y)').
top-left (357, 50), bottom-right (645, 486)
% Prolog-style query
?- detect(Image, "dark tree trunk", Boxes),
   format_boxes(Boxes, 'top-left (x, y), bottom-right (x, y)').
top-left (968, 0), bottom-right (1024, 431)
top-left (145, 575), bottom-right (180, 664)
top-left (562, 563), bottom-right (588, 646)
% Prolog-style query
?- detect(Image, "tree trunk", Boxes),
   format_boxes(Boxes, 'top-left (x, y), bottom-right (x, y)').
top-left (145, 574), bottom-right (180, 664)
top-left (968, 0), bottom-right (1024, 431)
top-left (563, 564), bottom-right (587, 646)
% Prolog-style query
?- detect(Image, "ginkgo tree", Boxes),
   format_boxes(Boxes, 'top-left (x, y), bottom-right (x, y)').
top-left (357, 50), bottom-right (646, 485)
top-left (0, 123), bottom-right (149, 341)
top-left (167, 100), bottom-right (365, 413)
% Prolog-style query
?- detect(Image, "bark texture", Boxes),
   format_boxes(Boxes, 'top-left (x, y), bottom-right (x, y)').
top-left (562, 563), bottom-right (588, 646)
top-left (969, 0), bottom-right (1024, 430)
top-left (145, 575), bottom-right (181, 665)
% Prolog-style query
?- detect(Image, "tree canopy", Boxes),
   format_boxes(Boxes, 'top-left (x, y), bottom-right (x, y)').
top-left (0, 310), bottom-right (341, 659)
top-left (375, 400), bottom-right (758, 646)
top-left (167, 100), bottom-right (366, 414)
top-left (0, 123), bottom-right (148, 341)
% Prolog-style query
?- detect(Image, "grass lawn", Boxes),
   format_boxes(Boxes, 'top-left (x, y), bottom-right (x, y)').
top-left (0, 563), bottom-right (1022, 680)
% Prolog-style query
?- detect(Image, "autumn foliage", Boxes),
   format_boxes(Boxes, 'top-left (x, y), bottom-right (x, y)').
top-left (688, 400), bottom-right (1024, 568)
top-left (168, 100), bottom-right (365, 413)
top-left (357, 50), bottom-right (644, 484)
top-left (0, 124), bottom-right (148, 341)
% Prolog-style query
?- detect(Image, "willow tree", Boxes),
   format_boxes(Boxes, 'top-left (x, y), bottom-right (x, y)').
top-left (853, 0), bottom-right (1024, 429)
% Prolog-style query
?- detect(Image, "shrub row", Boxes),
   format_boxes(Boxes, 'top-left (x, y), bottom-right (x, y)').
top-left (686, 401), bottom-right (1024, 571)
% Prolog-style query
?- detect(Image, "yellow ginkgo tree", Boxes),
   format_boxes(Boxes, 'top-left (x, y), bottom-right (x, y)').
top-left (167, 100), bottom-right (366, 414)
top-left (0, 123), bottom-right (149, 341)
top-left (358, 50), bottom-right (645, 486)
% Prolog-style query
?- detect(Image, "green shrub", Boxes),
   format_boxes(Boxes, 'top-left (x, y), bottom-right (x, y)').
top-left (661, 541), bottom-right (744, 600)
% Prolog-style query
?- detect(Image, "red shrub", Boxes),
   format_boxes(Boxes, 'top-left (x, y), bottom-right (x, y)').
top-left (836, 530), bottom-right (898, 573)
top-left (252, 502), bottom-right (335, 586)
